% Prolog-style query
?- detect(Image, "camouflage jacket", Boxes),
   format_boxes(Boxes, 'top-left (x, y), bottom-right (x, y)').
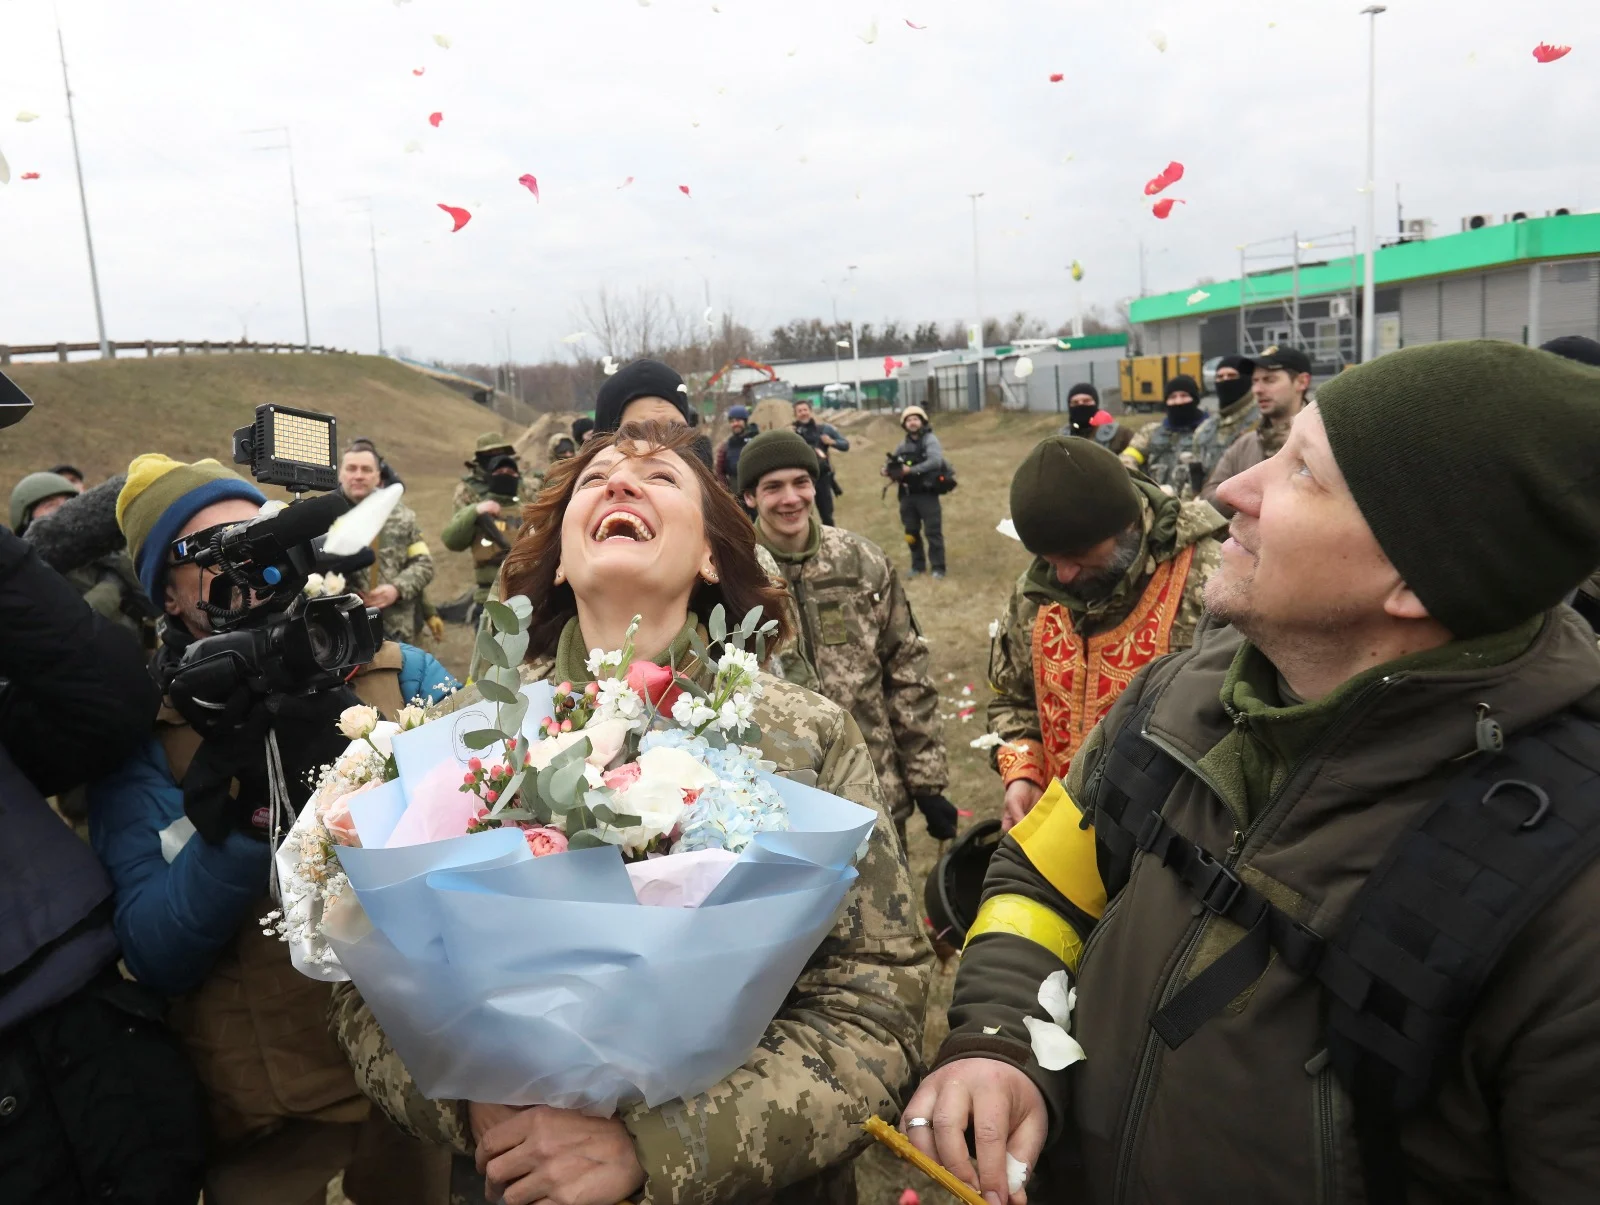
top-left (364, 501), bottom-right (435, 643)
top-left (986, 483), bottom-right (1226, 785)
top-left (329, 647), bottom-right (932, 1205)
top-left (753, 543), bottom-right (820, 693)
top-left (440, 492), bottom-right (523, 601)
top-left (1212, 391), bottom-right (1260, 451)
top-left (1121, 416), bottom-right (1225, 501)
top-left (758, 518), bottom-right (947, 826)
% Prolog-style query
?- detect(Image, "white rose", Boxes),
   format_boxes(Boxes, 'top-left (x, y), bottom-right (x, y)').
top-left (395, 705), bottom-right (426, 730)
top-left (337, 705), bottom-right (379, 741)
top-left (303, 573), bottom-right (326, 598)
top-left (612, 746), bottom-right (718, 850)
top-left (324, 572), bottom-right (346, 595)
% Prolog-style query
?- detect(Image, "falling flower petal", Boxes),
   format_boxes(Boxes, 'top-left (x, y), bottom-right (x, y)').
top-left (1014, 356), bottom-right (1035, 379)
top-left (428, 111), bottom-right (443, 127)
top-left (678, 184), bottom-right (692, 196)
top-left (906, 19), bottom-right (926, 30)
top-left (617, 176), bottom-right (635, 189)
top-left (19, 171), bottom-right (38, 180)
top-left (602, 355), bottom-right (619, 375)
top-left (638, 0), bottom-right (652, 5)
top-left (899, 1192), bottom-right (921, 1205)
top-left (997, 518), bottom-right (1020, 541)
top-left (404, 139), bottom-right (423, 153)
top-left (1039, 970), bottom-right (1073, 1026)
top-left (411, 67), bottom-right (425, 76)
top-left (1007, 1154), bottom-right (1029, 1195)
top-left (1143, 160), bottom-right (1185, 195)
top-left (690, 118), bottom-right (701, 128)
top-left (518, 173), bottom-right (540, 200)
top-left (1187, 289), bottom-right (1210, 306)
top-left (432, 33), bottom-right (451, 48)
top-left (15, 111), bottom-right (39, 123)
top-left (703, 306), bottom-right (716, 325)
top-left (883, 355), bottom-right (905, 376)
top-left (1147, 29), bottom-right (1168, 52)
top-left (786, 46), bottom-right (799, 56)
top-left (1533, 42), bottom-right (1571, 63)
top-left (437, 203), bottom-right (471, 232)
top-left (1049, 72), bottom-right (1064, 82)
top-left (1024, 1016), bottom-right (1087, 1071)
top-left (858, 19), bottom-right (879, 44)
top-left (957, 807), bottom-right (974, 817)
top-left (982, 1024), bottom-right (1001, 1035)
top-left (970, 733), bottom-right (1002, 750)
top-left (561, 331), bottom-right (590, 344)
top-left (1089, 411), bottom-right (1114, 427)
top-left (1152, 197), bottom-right (1185, 219)
top-left (0, 149), bottom-right (9, 184)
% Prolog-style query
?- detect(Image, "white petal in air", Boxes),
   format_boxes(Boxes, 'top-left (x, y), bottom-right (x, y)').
top-left (602, 355), bottom-right (620, 376)
top-left (1007, 1153), bottom-right (1030, 1195)
top-left (858, 19), bottom-right (878, 44)
top-left (403, 140), bottom-right (423, 153)
top-left (561, 331), bottom-right (590, 344)
top-left (1024, 1016), bottom-right (1087, 1071)
top-left (0, 148), bottom-right (9, 185)
top-left (433, 33), bottom-right (452, 48)
top-left (1038, 970), bottom-right (1072, 1026)
top-left (1147, 29), bottom-right (1168, 52)
top-left (324, 484), bottom-right (404, 556)
top-left (1187, 289), bottom-right (1210, 306)
top-left (1014, 356), bottom-right (1035, 379)
top-left (15, 111), bottom-right (39, 123)
top-left (997, 518), bottom-right (1020, 541)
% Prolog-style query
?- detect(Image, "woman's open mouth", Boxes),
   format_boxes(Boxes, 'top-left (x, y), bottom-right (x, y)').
top-left (591, 508), bottom-right (657, 543)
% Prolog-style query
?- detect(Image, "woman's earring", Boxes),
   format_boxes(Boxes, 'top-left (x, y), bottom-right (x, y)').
top-left (702, 568), bottom-right (719, 584)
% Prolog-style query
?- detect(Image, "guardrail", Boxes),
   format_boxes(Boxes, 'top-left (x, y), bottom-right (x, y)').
top-left (0, 340), bottom-right (350, 364)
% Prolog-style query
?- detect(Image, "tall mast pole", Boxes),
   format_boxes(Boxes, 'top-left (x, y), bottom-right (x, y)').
top-left (58, 24), bottom-right (109, 359)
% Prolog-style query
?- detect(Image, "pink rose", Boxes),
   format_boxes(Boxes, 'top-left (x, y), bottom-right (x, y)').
top-left (626, 660), bottom-right (683, 714)
top-left (603, 762), bottom-right (642, 791)
top-left (516, 824), bottom-right (569, 857)
top-left (322, 779), bottom-right (380, 847)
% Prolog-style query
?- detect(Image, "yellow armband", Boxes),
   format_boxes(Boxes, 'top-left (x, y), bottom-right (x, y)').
top-left (406, 541), bottom-right (431, 558)
top-left (965, 894), bottom-right (1084, 972)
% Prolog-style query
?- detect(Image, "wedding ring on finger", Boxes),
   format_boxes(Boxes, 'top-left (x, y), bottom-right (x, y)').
top-left (905, 1117), bottom-right (932, 1129)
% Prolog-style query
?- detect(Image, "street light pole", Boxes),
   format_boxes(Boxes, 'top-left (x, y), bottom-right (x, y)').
top-left (847, 264), bottom-right (862, 407)
top-left (246, 127), bottom-right (312, 350)
top-left (1360, 5), bottom-right (1386, 362)
top-left (367, 207), bottom-right (384, 355)
top-left (967, 193), bottom-right (985, 345)
top-left (57, 24), bottom-right (109, 359)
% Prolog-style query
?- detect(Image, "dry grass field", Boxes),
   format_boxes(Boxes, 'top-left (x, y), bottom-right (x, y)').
top-left (3, 356), bottom-right (1089, 1204)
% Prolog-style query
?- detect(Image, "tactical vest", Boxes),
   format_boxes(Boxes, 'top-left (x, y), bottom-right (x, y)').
top-left (156, 650), bottom-right (406, 1143)
top-left (1140, 420), bottom-right (1219, 493)
top-left (1022, 546), bottom-right (1196, 785)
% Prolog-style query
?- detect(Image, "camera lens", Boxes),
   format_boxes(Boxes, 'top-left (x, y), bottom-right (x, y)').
top-left (306, 615), bottom-right (350, 668)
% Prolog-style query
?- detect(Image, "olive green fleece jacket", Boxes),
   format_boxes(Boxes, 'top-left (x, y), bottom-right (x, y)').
top-left (941, 609), bottom-right (1600, 1204)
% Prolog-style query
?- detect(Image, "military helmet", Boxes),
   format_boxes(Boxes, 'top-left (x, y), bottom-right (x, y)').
top-left (474, 431), bottom-right (515, 454)
top-left (9, 471), bottom-right (79, 533)
top-left (901, 405), bottom-right (930, 428)
top-left (923, 818), bottom-right (1003, 954)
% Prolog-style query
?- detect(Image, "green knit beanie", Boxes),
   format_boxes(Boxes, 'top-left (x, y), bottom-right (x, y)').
top-left (737, 430), bottom-right (819, 495)
top-left (1009, 436), bottom-right (1141, 555)
top-left (1318, 339), bottom-right (1600, 637)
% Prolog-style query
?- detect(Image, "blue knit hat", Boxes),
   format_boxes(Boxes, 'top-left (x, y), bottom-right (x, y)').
top-left (117, 455), bottom-right (266, 600)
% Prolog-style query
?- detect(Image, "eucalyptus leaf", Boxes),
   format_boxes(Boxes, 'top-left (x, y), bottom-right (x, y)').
top-left (483, 599), bottom-right (520, 634)
top-left (501, 630), bottom-right (530, 666)
top-left (506, 594), bottom-right (534, 620)
top-left (501, 697), bottom-right (530, 740)
top-left (568, 831), bottom-right (608, 850)
top-left (528, 796), bottom-right (553, 824)
top-left (462, 728), bottom-right (509, 750)
top-left (500, 769), bottom-right (528, 807)
top-left (755, 633), bottom-right (766, 662)
top-left (709, 605), bottom-right (727, 644)
top-left (608, 811), bottom-right (642, 828)
top-left (740, 604), bottom-right (763, 636)
top-left (591, 803), bottom-right (616, 825)
top-left (759, 619), bottom-right (778, 635)
top-left (475, 630), bottom-right (510, 669)
top-left (673, 674), bottom-right (707, 701)
top-left (569, 804), bottom-right (596, 833)
top-left (493, 806), bottom-right (534, 822)
top-left (476, 679), bottom-right (519, 705)
top-left (550, 758), bottom-right (586, 806)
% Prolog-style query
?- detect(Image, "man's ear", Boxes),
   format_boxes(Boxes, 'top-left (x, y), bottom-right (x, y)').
top-left (163, 579), bottom-right (185, 619)
top-left (1383, 581), bottom-right (1432, 622)
top-left (742, 491), bottom-right (757, 511)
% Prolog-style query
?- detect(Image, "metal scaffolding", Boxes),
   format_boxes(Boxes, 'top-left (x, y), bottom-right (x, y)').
top-left (1238, 228), bottom-right (1361, 370)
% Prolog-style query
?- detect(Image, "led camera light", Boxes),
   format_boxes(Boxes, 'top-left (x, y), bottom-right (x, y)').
top-left (232, 403), bottom-right (338, 492)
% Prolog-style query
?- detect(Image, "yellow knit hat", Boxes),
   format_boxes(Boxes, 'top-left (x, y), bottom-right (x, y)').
top-left (117, 455), bottom-right (265, 599)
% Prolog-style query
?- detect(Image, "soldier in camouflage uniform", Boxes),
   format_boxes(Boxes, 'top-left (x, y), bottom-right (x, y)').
top-left (441, 438), bottom-right (525, 610)
top-left (989, 437), bottom-right (1224, 830)
top-left (1209, 354), bottom-right (1260, 451)
top-left (738, 429), bottom-right (956, 849)
top-left (329, 420), bottom-right (932, 1205)
top-left (452, 432), bottom-right (518, 509)
top-left (1120, 373), bottom-right (1224, 500)
top-left (340, 445), bottom-right (435, 643)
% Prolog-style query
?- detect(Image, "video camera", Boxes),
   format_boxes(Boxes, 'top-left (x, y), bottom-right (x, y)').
top-left (164, 405), bottom-right (383, 733)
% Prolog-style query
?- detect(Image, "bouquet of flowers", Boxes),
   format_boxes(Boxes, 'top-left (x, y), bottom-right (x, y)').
top-left (274, 597), bottom-right (877, 1114)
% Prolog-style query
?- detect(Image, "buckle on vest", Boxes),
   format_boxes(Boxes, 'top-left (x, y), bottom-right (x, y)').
top-left (1191, 849), bottom-right (1244, 917)
top-left (1481, 778), bottom-right (1552, 830)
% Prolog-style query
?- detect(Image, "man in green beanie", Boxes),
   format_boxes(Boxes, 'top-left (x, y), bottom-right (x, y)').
top-left (906, 340), bottom-right (1600, 1205)
top-left (987, 436), bottom-right (1225, 829)
top-left (741, 429), bottom-right (955, 851)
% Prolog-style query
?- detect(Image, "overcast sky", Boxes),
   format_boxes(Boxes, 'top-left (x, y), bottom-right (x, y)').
top-left (1, 0), bottom-right (1595, 364)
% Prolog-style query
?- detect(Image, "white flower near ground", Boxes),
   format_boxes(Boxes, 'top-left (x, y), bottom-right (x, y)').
top-left (338, 705), bottom-right (380, 741)
top-left (970, 733), bottom-right (1003, 750)
top-left (1007, 1153), bottom-right (1030, 1195)
top-left (1026, 969), bottom-right (1086, 1070)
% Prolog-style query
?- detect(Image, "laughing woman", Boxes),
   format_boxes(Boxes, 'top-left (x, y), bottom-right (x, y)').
top-left (329, 421), bottom-right (933, 1205)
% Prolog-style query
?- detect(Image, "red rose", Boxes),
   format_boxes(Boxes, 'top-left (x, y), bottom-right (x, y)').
top-left (625, 660), bottom-right (683, 714)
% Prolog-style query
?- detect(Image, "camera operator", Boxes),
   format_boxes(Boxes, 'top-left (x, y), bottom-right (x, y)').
top-left (0, 374), bottom-right (207, 1205)
top-left (86, 453), bottom-right (456, 1205)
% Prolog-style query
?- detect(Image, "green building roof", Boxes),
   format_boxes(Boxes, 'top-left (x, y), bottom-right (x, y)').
top-left (1128, 212), bottom-right (1600, 325)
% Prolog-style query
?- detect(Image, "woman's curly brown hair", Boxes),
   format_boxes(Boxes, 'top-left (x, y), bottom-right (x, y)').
top-left (500, 419), bottom-right (792, 665)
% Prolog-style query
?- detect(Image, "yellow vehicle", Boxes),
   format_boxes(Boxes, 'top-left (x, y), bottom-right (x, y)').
top-left (1119, 353), bottom-right (1201, 413)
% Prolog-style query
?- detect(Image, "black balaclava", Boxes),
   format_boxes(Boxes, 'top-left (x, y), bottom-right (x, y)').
top-left (1214, 356), bottom-right (1253, 410)
top-left (1065, 382), bottom-right (1100, 436)
top-left (1163, 374), bottom-right (1203, 431)
top-left (485, 453), bottom-right (522, 497)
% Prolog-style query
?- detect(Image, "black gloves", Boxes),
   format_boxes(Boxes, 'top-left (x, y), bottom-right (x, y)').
top-left (915, 792), bottom-right (960, 841)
